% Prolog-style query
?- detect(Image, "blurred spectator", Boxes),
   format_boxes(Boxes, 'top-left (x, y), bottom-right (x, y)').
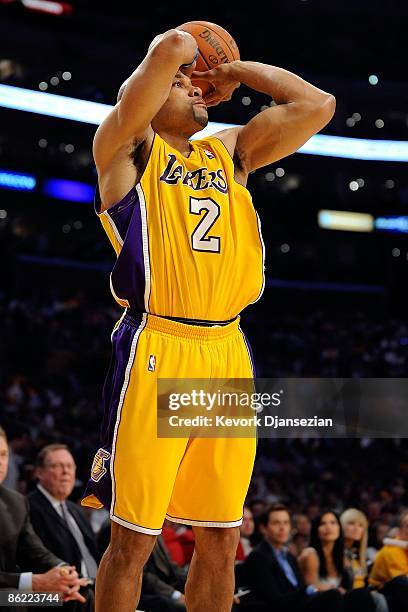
top-left (244, 504), bottom-right (344, 611)
top-left (162, 521), bottom-right (195, 568)
top-left (288, 513), bottom-right (311, 557)
top-left (368, 522), bottom-right (393, 561)
top-left (0, 427), bottom-right (86, 605)
top-left (27, 443), bottom-right (98, 607)
top-left (236, 506), bottom-right (255, 562)
top-left (299, 511), bottom-right (381, 611)
top-left (341, 508), bottom-right (369, 588)
top-left (369, 510), bottom-right (408, 589)
top-left (141, 535), bottom-right (187, 611)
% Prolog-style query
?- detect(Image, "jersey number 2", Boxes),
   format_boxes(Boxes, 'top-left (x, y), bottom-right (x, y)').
top-left (190, 197), bottom-right (220, 253)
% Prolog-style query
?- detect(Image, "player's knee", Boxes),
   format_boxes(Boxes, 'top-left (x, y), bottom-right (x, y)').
top-left (107, 523), bottom-right (156, 570)
top-left (194, 526), bottom-right (240, 564)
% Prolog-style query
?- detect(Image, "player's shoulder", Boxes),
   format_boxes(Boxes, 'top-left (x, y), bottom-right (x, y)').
top-left (205, 127), bottom-right (242, 160)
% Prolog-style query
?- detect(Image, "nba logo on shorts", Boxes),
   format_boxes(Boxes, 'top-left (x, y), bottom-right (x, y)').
top-left (148, 354), bottom-right (156, 372)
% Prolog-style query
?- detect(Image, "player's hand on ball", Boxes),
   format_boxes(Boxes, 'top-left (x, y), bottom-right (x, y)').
top-left (180, 59), bottom-right (197, 78)
top-left (191, 64), bottom-right (240, 107)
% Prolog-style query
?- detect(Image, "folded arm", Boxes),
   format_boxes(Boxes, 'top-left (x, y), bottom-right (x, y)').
top-left (93, 28), bottom-right (198, 173)
top-left (196, 60), bottom-right (335, 179)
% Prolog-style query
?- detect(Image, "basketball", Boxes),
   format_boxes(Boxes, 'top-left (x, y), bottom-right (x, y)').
top-left (176, 21), bottom-right (240, 95)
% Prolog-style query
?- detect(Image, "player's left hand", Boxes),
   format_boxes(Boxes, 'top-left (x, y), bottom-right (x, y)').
top-left (191, 64), bottom-right (240, 107)
top-left (180, 60), bottom-right (197, 78)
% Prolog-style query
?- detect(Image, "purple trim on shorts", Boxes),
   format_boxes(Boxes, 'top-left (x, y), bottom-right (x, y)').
top-left (82, 312), bottom-right (143, 509)
top-left (241, 329), bottom-right (257, 378)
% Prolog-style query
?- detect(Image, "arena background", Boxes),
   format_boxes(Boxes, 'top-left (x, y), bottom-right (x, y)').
top-left (1, 0), bottom-right (407, 537)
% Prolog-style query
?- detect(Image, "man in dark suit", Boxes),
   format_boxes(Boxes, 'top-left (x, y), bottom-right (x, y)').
top-left (141, 534), bottom-right (187, 610)
top-left (27, 444), bottom-right (98, 611)
top-left (244, 504), bottom-right (343, 612)
top-left (0, 427), bottom-right (86, 606)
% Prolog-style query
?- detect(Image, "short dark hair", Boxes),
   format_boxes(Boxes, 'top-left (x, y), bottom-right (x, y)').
top-left (0, 427), bottom-right (7, 442)
top-left (36, 444), bottom-right (70, 468)
top-left (258, 503), bottom-right (291, 527)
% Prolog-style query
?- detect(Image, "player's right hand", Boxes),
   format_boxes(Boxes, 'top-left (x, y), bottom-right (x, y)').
top-left (191, 63), bottom-right (240, 107)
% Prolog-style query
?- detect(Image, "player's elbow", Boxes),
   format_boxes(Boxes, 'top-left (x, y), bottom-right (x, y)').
top-left (150, 29), bottom-right (185, 61)
top-left (316, 94), bottom-right (336, 126)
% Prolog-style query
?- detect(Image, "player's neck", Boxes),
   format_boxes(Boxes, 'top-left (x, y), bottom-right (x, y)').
top-left (158, 131), bottom-right (192, 158)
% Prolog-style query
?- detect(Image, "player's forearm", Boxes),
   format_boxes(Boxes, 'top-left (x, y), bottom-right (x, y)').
top-left (228, 60), bottom-right (333, 106)
top-left (122, 29), bottom-right (197, 103)
top-left (98, 29), bottom-right (197, 157)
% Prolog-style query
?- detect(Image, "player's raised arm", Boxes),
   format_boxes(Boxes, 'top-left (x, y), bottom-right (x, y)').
top-left (93, 29), bottom-right (198, 172)
top-left (193, 61), bottom-right (336, 175)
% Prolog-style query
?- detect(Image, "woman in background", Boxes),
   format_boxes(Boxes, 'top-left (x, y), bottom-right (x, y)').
top-left (299, 511), bottom-right (386, 612)
top-left (340, 508), bottom-right (369, 588)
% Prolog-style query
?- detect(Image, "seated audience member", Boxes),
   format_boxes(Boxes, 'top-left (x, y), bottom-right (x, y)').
top-left (0, 427), bottom-right (86, 604)
top-left (368, 521), bottom-right (392, 564)
top-left (369, 509), bottom-right (408, 612)
top-left (341, 508), bottom-right (370, 587)
top-left (370, 509), bottom-right (408, 588)
top-left (97, 519), bottom-right (186, 611)
top-left (141, 534), bottom-right (187, 610)
top-left (247, 499), bottom-right (268, 547)
top-left (162, 521), bottom-right (186, 567)
top-left (236, 506), bottom-right (254, 562)
top-left (28, 444), bottom-right (98, 610)
top-left (299, 510), bottom-right (382, 612)
top-left (244, 503), bottom-right (344, 611)
top-left (288, 514), bottom-right (311, 557)
top-left (162, 520), bottom-right (195, 567)
top-left (341, 508), bottom-right (389, 611)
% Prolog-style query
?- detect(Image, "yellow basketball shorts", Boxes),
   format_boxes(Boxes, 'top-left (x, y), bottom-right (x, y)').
top-left (81, 311), bottom-right (257, 534)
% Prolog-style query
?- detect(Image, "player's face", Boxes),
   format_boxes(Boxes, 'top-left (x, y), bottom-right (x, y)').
top-left (0, 436), bottom-right (9, 484)
top-left (153, 72), bottom-right (208, 134)
top-left (36, 449), bottom-right (76, 501)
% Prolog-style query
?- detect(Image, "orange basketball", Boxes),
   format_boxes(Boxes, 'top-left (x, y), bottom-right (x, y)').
top-left (176, 21), bottom-right (240, 95)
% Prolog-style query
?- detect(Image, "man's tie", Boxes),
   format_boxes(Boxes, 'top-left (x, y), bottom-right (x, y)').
top-left (276, 549), bottom-right (298, 587)
top-left (60, 502), bottom-right (98, 580)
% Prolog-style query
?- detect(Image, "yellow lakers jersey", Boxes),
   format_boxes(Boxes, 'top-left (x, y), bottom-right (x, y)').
top-left (97, 132), bottom-right (265, 320)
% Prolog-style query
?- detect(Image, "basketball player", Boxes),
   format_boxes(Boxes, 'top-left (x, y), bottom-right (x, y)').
top-left (81, 28), bottom-right (335, 612)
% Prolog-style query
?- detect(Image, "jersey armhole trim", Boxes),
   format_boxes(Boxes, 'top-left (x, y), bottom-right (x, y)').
top-left (95, 132), bottom-right (157, 218)
top-left (207, 134), bottom-right (252, 197)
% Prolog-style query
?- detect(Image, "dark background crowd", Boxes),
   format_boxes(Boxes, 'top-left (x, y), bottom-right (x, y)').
top-left (1, 0), bottom-right (408, 610)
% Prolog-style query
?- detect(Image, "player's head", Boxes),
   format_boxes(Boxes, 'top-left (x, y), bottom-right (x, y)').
top-left (117, 71), bottom-right (208, 137)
